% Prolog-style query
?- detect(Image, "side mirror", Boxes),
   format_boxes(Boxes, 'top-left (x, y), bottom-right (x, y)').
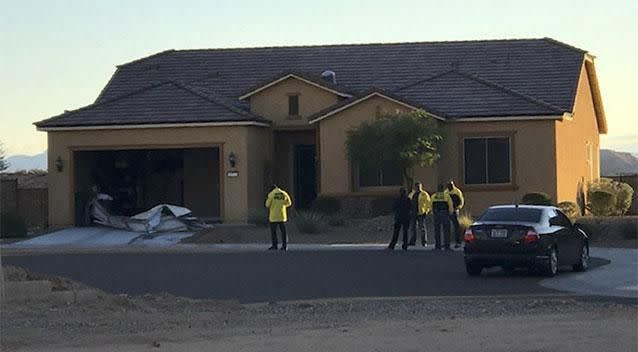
top-left (549, 217), bottom-right (561, 227)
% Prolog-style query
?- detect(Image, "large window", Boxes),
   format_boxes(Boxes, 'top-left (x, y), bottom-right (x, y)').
top-left (464, 137), bottom-right (511, 185)
top-left (359, 160), bottom-right (403, 187)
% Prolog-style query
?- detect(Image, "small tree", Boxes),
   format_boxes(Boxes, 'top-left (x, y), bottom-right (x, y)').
top-left (0, 141), bottom-right (9, 172)
top-left (346, 110), bottom-right (442, 187)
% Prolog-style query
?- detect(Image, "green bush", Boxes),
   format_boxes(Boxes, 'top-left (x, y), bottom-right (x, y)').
top-left (588, 190), bottom-right (617, 216)
top-left (557, 201), bottom-right (581, 219)
top-left (588, 178), bottom-right (635, 215)
top-left (311, 197), bottom-right (341, 215)
top-left (0, 212), bottom-right (28, 238)
top-left (521, 192), bottom-right (552, 206)
top-left (294, 211), bottom-right (326, 234)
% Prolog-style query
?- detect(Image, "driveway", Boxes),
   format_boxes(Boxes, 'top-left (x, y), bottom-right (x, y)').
top-left (3, 227), bottom-right (193, 249)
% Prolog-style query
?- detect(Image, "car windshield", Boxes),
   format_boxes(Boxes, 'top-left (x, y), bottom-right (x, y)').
top-left (478, 207), bottom-right (543, 223)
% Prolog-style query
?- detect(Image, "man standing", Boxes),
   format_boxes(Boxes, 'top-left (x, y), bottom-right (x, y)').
top-left (446, 181), bottom-right (465, 248)
top-left (408, 182), bottom-right (431, 247)
top-left (265, 184), bottom-right (292, 251)
top-left (388, 188), bottom-right (411, 251)
top-left (431, 184), bottom-right (454, 251)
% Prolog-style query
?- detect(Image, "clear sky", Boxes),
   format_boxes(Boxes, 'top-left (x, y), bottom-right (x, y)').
top-left (1, 0), bottom-right (637, 156)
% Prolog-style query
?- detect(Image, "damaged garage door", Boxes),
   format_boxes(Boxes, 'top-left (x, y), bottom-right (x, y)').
top-left (73, 148), bottom-right (220, 226)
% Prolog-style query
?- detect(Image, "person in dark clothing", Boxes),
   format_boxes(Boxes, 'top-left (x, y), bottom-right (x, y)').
top-left (388, 188), bottom-right (412, 251)
top-left (431, 183), bottom-right (454, 251)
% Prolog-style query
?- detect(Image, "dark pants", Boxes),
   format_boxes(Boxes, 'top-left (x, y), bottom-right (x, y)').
top-left (450, 210), bottom-right (461, 244)
top-left (409, 214), bottom-right (428, 245)
top-left (389, 219), bottom-right (409, 249)
top-left (433, 214), bottom-right (451, 249)
top-left (270, 222), bottom-right (287, 248)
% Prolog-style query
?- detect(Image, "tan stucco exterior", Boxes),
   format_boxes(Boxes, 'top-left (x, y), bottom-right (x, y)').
top-left (46, 125), bottom-right (266, 226)
top-left (554, 62), bottom-right (601, 204)
top-left (249, 77), bottom-right (340, 128)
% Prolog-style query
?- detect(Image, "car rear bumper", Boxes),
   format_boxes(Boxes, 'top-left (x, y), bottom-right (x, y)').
top-left (464, 253), bottom-right (550, 267)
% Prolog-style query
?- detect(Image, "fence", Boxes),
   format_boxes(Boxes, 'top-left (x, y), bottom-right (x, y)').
top-left (1, 179), bottom-right (48, 230)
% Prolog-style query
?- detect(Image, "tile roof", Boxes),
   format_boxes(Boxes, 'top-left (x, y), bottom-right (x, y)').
top-left (37, 38), bottom-right (588, 127)
top-left (35, 81), bottom-right (269, 128)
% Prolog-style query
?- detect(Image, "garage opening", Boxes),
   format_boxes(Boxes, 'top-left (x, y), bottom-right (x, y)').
top-left (73, 148), bottom-right (220, 226)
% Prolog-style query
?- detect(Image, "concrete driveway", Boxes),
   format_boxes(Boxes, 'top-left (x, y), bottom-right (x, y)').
top-left (2, 227), bottom-right (193, 249)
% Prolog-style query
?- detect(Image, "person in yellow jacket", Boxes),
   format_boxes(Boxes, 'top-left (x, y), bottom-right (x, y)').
top-left (431, 184), bottom-right (454, 251)
top-left (265, 184), bottom-right (292, 251)
top-left (408, 182), bottom-right (431, 247)
top-left (446, 180), bottom-right (465, 248)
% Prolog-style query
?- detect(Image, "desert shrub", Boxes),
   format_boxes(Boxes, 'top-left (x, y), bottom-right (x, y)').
top-left (457, 213), bottom-right (473, 234)
top-left (521, 192), bottom-right (552, 206)
top-left (294, 211), bottom-right (326, 234)
top-left (0, 212), bottom-right (27, 238)
top-left (327, 214), bottom-right (346, 227)
top-left (588, 190), bottom-right (616, 216)
top-left (588, 178), bottom-right (635, 215)
top-left (557, 201), bottom-right (580, 219)
top-left (311, 197), bottom-right (341, 215)
top-left (370, 197), bottom-right (395, 217)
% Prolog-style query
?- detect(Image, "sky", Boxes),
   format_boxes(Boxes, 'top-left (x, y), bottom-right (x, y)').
top-left (1, 0), bottom-right (637, 156)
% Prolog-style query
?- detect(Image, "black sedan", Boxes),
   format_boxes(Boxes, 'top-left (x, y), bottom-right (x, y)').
top-left (463, 205), bottom-right (590, 277)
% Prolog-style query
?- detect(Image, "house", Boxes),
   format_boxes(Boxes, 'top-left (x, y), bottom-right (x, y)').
top-left (35, 38), bottom-right (606, 226)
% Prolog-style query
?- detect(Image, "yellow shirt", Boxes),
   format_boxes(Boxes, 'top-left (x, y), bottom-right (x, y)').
top-left (408, 190), bottom-right (431, 215)
top-left (265, 187), bottom-right (292, 222)
top-left (431, 191), bottom-right (453, 214)
top-left (445, 186), bottom-right (465, 210)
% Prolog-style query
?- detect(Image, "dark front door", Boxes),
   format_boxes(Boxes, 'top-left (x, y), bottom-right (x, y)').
top-left (294, 145), bottom-right (317, 208)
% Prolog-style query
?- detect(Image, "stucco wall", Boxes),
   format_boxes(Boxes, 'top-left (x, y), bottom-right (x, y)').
top-left (46, 125), bottom-right (261, 226)
top-left (554, 63), bottom-right (601, 204)
top-left (318, 96), bottom-right (438, 195)
top-left (439, 120), bottom-right (557, 215)
top-left (249, 77), bottom-right (340, 128)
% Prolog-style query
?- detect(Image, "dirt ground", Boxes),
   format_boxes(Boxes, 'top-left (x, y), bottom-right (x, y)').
top-left (1, 267), bottom-right (637, 352)
top-left (184, 215), bottom-right (398, 245)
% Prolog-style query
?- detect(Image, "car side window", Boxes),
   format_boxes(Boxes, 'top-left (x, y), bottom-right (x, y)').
top-left (550, 210), bottom-right (572, 228)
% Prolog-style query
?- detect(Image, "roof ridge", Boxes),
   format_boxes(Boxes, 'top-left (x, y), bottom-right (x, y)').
top-left (116, 50), bottom-right (176, 68)
top-left (453, 70), bottom-right (566, 113)
top-left (542, 38), bottom-right (588, 54)
top-left (394, 69), bottom-right (456, 92)
top-left (172, 37), bottom-right (550, 53)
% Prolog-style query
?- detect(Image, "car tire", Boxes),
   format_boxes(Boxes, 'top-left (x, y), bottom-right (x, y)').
top-left (466, 263), bottom-right (482, 276)
top-left (541, 248), bottom-right (559, 277)
top-left (572, 243), bottom-right (589, 272)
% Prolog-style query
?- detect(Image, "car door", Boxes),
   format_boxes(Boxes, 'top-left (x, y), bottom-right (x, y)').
top-left (548, 209), bottom-right (575, 265)
top-left (554, 209), bottom-right (580, 263)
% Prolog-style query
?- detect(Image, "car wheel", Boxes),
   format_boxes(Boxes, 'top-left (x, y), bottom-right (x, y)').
top-left (466, 263), bottom-right (482, 276)
top-left (541, 248), bottom-right (559, 277)
top-left (573, 244), bottom-right (589, 272)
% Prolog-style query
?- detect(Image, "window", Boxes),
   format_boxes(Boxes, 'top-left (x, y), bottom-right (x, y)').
top-left (359, 160), bottom-right (402, 187)
top-left (478, 207), bottom-right (542, 223)
top-left (288, 94), bottom-right (299, 116)
top-left (464, 137), bottom-right (511, 185)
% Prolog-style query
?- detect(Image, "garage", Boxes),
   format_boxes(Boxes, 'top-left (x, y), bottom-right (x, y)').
top-left (73, 147), bottom-right (220, 226)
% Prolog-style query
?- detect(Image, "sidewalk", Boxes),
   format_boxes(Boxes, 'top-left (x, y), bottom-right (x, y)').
top-left (540, 247), bottom-right (638, 299)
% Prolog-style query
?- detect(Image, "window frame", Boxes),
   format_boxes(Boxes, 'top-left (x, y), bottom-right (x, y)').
top-left (353, 161), bottom-right (403, 190)
top-left (287, 93), bottom-right (300, 118)
top-left (459, 132), bottom-right (516, 189)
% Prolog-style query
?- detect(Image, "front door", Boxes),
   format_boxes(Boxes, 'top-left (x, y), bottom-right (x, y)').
top-left (294, 145), bottom-right (317, 208)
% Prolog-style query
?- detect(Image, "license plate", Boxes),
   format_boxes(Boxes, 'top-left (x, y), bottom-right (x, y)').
top-left (491, 229), bottom-right (508, 238)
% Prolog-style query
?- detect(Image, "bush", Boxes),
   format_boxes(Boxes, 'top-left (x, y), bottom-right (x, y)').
top-left (588, 190), bottom-right (616, 216)
top-left (521, 192), bottom-right (552, 206)
top-left (294, 211), bottom-right (326, 234)
top-left (575, 216), bottom-right (638, 242)
top-left (588, 178), bottom-right (635, 215)
top-left (457, 213), bottom-right (473, 234)
top-left (557, 201), bottom-right (581, 219)
top-left (311, 197), bottom-right (341, 215)
top-left (0, 212), bottom-right (28, 238)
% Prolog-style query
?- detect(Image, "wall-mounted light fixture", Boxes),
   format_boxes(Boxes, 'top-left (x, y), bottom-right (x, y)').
top-left (55, 156), bottom-right (64, 172)
top-left (228, 152), bottom-right (237, 168)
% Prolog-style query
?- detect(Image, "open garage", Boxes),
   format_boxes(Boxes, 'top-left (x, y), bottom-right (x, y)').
top-left (73, 147), bottom-right (221, 225)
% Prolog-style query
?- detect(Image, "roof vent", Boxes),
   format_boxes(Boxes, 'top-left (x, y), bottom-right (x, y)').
top-left (320, 70), bottom-right (336, 84)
